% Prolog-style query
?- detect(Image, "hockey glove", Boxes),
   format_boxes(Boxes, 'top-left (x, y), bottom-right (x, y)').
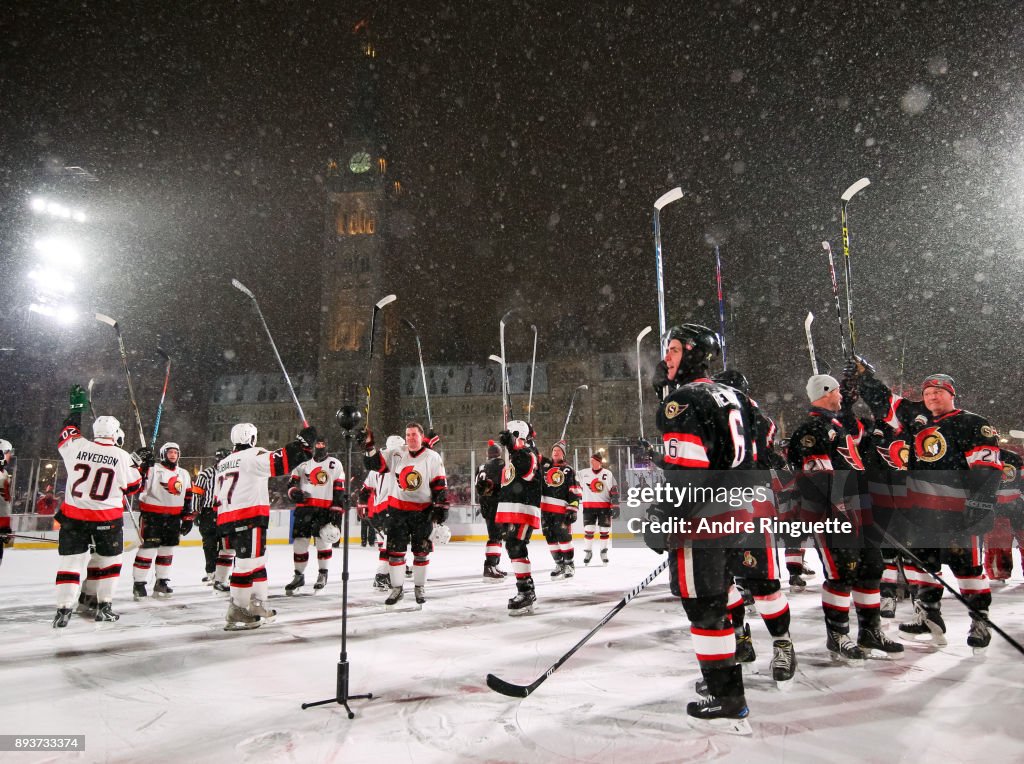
top-left (430, 506), bottom-right (448, 524)
top-left (425, 429), bottom-right (440, 449)
top-left (179, 517), bottom-right (194, 536)
top-left (638, 437), bottom-right (656, 459)
top-left (498, 430), bottom-right (515, 449)
top-left (288, 488), bottom-right (312, 504)
top-left (296, 425), bottom-right (318, 451)
top-left (361, 428), bottom-right (376, 452)
top-left (610, 506), bottom-right (620, 520)
top-left (69, 384), bottom-right (89, 415)
top-left (652, 360), bottom-right (671, 401)
top-left (963, 499), bottom-right (996, 536)
top-left (131, 447), bottom-right (155, 471)
top-left (565, 508), bottom-right (578, 525)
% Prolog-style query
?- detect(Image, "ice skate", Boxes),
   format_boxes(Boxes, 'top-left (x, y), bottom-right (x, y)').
top-left (385, 586), bottom-right (405, 608)
top-left (583, 550), bottom-right (593, 566)
top-left (898, 602), bottom-right (947, 647)
top-left (788, 574), bottom-right (806, 593)
top-left (373, 572), bottom-right (391, 590)
top-left (858, 626), bottom-right (904, 656)
top-left (414, 585), bottom-right (426, 605)
top-left (76, 593), bottom-right (98, 616)
top-left (550, 562), bottom-right (566, 579)
top-left (967, 613), bottom-right (991, 654)
top-left (507, 589), bottom-right (536, 616)
top-left (771, 639), bottom-right (797, 685)
top-left (212, 581), bottom-right (230, 594)
top-left (224, 603), bottom-right (262, 631)
top-left (133, 582), bottom-right (148, 601)
top-left (880, 595), bottom-right (897, 619)
top-left (94, 603), bottom-right (120, 622)
top-left (801, 564), bottom-right (816, 578)
top-left (313, 570), bottom-right (328, 591)
top-left (52, 607), bottom-right (73, 629)
top-left (201, 574), bottom-right (214, 585)
top-left (826, 629), bottom-right (865, 663)
top-left (735, 624), bottom-right (756, 665)
top-left (248, 598), bottom-right (277, 623)
top-left (685, 695), bottom-right (752, 736)
top-left (284, 571), bottom-right (305, 596)
top-left (562, 561), bottom-right (575, 579)
top-left (483, 564), bottom-right (507, 580)
top-left (406, 565), bottom-right (413, 578)
top-left (153, 579), bottom-right (173, 598)
top-left (600, 548), bottom-right (609, 565)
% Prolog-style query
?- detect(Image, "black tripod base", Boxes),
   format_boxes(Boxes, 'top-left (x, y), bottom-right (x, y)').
top-left (301, 660), bottom-right (372, 718)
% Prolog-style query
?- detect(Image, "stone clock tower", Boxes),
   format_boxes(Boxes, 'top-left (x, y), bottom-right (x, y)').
top-left (317, 17), bottom-right (399, 434)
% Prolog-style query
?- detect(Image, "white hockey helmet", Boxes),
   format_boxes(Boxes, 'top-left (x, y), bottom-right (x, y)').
top-left (319, 522), bottom-right (342, 544)
top-left (431, 523), bottom-right (452, 545)
top-left (230, 423), bottom-right (258, 447)
top-left (385, 435), bottom-right (405, 451)
top-left (115, 428), bottom-right (125, 448)
top-left (0, 439), bottom-right (12, 456)
top-left (93, 415), bottom-right (121, 442)
top-left (160, 442), bottom-right (181, 462)
top-left (506, 420), bottom-right (530, 442)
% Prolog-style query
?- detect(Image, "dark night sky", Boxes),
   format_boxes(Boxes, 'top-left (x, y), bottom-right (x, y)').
top-left (2, 1), bottom-right (1024, 451)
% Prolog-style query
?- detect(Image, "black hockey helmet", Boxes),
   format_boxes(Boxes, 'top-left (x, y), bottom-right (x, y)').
top-left (665, 323), bottom-right (721, 380)
top-left (214, 448), bottom-right (231, 462)
top-left (712, 369), bottom-right (749, 396)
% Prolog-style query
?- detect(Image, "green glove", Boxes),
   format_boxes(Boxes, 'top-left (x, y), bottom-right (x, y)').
top-left (69, 384), bottom-right (89, 415)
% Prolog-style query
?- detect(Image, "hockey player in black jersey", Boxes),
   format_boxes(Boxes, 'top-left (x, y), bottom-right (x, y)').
top-left (852, 365), bottom-right (1001, 652)
top-left (787, 374), bottom-right (903, 660)
top-left (475, 440), bottom-right (508, 579)
top-left (650, 324), bottom-right (755, 735)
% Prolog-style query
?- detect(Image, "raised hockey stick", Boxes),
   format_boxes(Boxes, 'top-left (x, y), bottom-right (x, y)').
top-left (821, 241), bottom-right (849, 358)
top-left (499, 310), bottom-right (517, 426)
top-left (527, 324), bottom-right (538, 418)
top-left (364, 294), bottom-right (398, 430)
top-left (87, 378), bottom-right (96, 423)
top-left (231, 279), bottom-right (307, 427)
top-left (840, 177), bottom-right (870, 357)
top-left (653, 187), bottom-right (684, 354)
top-left (804, 312), bottom-right (819, 375)
top-left (149, 347), bottom-right (171, 450)
top-left (879, 528), bottom-right (1024, 657)
top-left (401, 318), bottom-right (432, 430)
top-left (636, 326), bottom-right (653, 440)
top-left (713, 245), bottom-right (727, 369)
top-left (488, 354), bottom-right (513, 424)
top-left (95, 313), bottom-right (147, 447)
top-left (559, 384), bottom-right (588, 443)
top-left (486, 558), bottom-right (669, 698)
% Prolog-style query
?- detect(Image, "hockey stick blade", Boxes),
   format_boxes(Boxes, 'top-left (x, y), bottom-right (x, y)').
top-left (840, 177), bottom-right (871, 202)
top-left (157, 346), bottom-right (170, 361)
top-left (488, 354), bottom-right (503, 366)
top-left (1009, 429), bottom-right (1024, 440)
top-left (231, 278), bottom-right (255, 299)
top-left (637, 325), bottom-right (653, 342)
top-left (95, 313), bottom-right (117, 329)
top-left (654, 187), bottom-right (684, 210)
top-left (375, 294), bottom-right (397, 310)
top-left (486, 672), bottom-right (539, 698)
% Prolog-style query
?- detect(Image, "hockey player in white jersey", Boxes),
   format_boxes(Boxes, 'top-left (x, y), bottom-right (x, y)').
top-left (132, 442), bottom-right (193, 599)
top-left (283, 436), bottom-right (346, 595)
top-left (53, 385), bottom-right (151, 627)
top-left (364, 435), bottom-right (404, 591)
top-left (215, 421), bottom-right (316, 630)
top-left (363, 424), bottom-right (448, 607)
top-left (577, 451), bottom-right (619, 565)
top-left (0, 439), bottom-right (13, 567)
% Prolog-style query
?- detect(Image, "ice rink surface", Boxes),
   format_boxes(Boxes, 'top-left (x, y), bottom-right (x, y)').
top-left (2, 541), bottom-right (1023, 763)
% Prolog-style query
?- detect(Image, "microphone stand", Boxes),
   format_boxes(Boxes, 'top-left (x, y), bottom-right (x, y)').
top-left (301, 424), bottom-right (373, 717)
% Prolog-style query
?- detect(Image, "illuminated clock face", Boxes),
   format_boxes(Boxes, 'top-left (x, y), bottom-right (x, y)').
top-left (349, 151), bottom-right (372, 174)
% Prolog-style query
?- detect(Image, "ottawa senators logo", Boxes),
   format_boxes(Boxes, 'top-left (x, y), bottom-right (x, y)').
top-left (878, 440), bottom-right (909, 470)
top-left (742, 551), bottom-right (756, 568)
top-left (308, 466), bottom-right (329, 485)
top-left (1002, 463), bottom-right (1017, 483)
top-left (981, 425), bottom-right (996, 439)
top-left (800, 435), bottom-right (816, 449)
top-left (398, 466), bottom-right (422, 492)
top-left (501, 463), bottom-right (516, 487)
top-left (590, 478), bottom-right (604, 493)
top-left (664, 401), bottom-right (688, 419)
top-left (837, 435), bottom-right (865, 471)
top-left (915, 427), bottom-right (948, 463)
top-left (545, 467), bottom-right (564, 487)
top-left (166, 476), bottom-right (183, 496)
